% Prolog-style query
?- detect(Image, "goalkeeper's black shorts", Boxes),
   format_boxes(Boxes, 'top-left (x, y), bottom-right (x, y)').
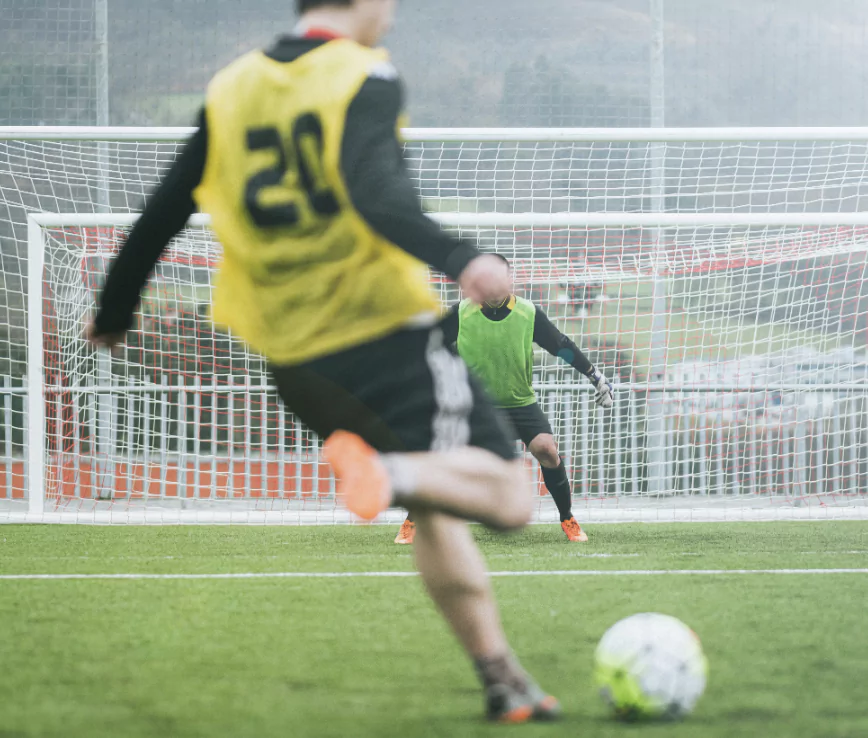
top-left (269, 326), bottom-right (517, 461)
top-left (501, 403), bottom-right (555, 447)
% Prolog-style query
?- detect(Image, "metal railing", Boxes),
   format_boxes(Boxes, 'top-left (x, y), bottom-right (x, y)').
top-left (3, 379), bottom-right (866, 505)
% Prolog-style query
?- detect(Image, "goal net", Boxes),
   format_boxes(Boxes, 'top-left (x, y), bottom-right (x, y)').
top-left (4, 128), bottom-right (868, 523)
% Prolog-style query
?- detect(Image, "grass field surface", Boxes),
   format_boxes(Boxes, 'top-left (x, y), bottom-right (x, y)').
top-left (1, 522), bottom-right (866, 738)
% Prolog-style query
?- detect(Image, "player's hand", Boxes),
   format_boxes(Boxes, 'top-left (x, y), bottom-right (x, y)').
top-left (458, 254), bottom-right (512, 304)
top-left (588, 367), bottom-right (615, 409)
top-left (84, 320), bottom-right (126, 350)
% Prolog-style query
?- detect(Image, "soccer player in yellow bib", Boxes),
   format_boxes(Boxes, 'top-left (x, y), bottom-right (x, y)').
top-left (86, 0), bottom-right (561, 724)
top-left (396, 255), bottom-right (615, 545)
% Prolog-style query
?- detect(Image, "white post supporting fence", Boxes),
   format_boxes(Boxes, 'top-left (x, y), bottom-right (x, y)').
top-left (649, 0), bottom-right (666, 129)
top-left (94, 0), bottom-right (114, 499)
top-left (646, 0), bottom-right (668, 496)
top-left (26, 216), bottom-right (46, 515)
top-left (94, 0), bottom-right (111, 208)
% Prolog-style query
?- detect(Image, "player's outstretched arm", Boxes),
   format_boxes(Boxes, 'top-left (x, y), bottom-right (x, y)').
top-left (533, 306), bottom-right (614, 408)
top-left (87, 112), bottom-right (208, 348)
top-left (341, 72), bottom-right (509, 303)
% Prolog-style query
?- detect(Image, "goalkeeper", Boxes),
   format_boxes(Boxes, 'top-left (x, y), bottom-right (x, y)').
top-left (396, 255), bottom-right (614, 545)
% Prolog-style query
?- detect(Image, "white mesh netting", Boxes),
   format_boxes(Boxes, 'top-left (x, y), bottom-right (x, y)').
top-left (4, 130), bottom-right (868, 522)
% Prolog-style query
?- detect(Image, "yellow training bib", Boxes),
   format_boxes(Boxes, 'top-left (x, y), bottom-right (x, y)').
top-left (194, 40), bottom-right (438, 365)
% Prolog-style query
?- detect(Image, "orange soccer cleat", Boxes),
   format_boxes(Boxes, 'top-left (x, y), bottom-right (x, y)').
top-left (560, 517), bottom-right (589, 542)
top-left (394, 519), bottom-right (416, 545)
top-left (485, 681), bottom-right (562, 724)
top-left (323, 431), bottom-right (392, 521)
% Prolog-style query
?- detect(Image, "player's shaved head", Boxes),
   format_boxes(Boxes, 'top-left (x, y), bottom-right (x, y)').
top-left (296, 0), bottom-right (396, 47)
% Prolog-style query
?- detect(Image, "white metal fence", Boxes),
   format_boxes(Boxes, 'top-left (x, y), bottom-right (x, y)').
top-left (2, 379), bottom-right (867, 509)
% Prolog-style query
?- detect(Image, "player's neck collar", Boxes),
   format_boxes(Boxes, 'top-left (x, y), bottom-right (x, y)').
top-left (482, 295), bottom-right (516, 311)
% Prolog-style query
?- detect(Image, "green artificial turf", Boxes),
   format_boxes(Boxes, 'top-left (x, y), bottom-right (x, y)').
top-left (0, 522), bottom-right (866, 738)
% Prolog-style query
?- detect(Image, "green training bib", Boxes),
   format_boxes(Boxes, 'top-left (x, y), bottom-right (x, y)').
top-left (456, 296), bottom-right (536, 408)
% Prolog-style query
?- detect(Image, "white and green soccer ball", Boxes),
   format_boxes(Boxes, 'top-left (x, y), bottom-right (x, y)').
top-left (594, 613), bottom-right (708, 721)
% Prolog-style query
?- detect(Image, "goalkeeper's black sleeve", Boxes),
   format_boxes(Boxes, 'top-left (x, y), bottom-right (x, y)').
top-left (93, 111), bottom-right (207, 336)
top-left (533, 307), bottom-right (595, 377)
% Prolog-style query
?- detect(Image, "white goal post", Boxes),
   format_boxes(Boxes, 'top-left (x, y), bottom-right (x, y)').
top-left (5, 126), bottom-right (868, 524)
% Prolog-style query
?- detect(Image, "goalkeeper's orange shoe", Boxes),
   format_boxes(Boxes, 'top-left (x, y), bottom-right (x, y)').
top-left (394, 519), bottom-right (416, 545)
top-left (323, 431), bottom-right (392, 521)
top-left (561, 517), bottom-right (589, 542)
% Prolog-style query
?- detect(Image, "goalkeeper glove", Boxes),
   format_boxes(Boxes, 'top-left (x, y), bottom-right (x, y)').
top-left (586, 367), bottom-right (614, 409)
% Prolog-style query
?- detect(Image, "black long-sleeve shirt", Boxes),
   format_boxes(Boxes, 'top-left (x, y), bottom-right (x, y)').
top-left (94, 35), bottom-right (480, 336)
top-left (441, 300), bottom-right (596, 378)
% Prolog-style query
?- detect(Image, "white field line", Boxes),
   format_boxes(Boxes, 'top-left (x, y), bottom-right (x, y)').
top-left (1, 569), bottom-right (868, 581)
top-left (11, 550), bottom-right (868, 563)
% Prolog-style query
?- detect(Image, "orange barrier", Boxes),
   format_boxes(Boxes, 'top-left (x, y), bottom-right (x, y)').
top-left (0, 459), bottom-right (547, 501)
top-left (0, 463), bottom-right (25, 498)
top-left (43, 460), bottom-right (334, 500)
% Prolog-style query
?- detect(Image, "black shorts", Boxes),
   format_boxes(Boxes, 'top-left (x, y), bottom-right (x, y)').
top-left (269, 327), bottom-right (517, 461)
top-left (502, 403), bottom-right (554, 447)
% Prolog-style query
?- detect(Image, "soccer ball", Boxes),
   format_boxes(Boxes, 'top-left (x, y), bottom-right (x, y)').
top-left (594, 613), bottom-right (708, 721)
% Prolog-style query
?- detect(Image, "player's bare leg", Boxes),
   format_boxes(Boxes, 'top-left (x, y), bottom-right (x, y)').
top-left (412, 511), bottom-right (560, 722)
top-left (528, 433), bottom-right (588, 542)
top-left (391, 451), bottom-right (533, 530)
top-left (392, 442), bottom-right (524, 546)
top-left (325, 431), bottom-right (532, 530)
top-left (412, 511), bottom-right (509, 656)
top-left (325, 431), bottom-right (560, 722)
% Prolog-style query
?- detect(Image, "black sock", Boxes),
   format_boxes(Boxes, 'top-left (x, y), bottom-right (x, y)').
top-left (541, 461), bottom-right (573, 522)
